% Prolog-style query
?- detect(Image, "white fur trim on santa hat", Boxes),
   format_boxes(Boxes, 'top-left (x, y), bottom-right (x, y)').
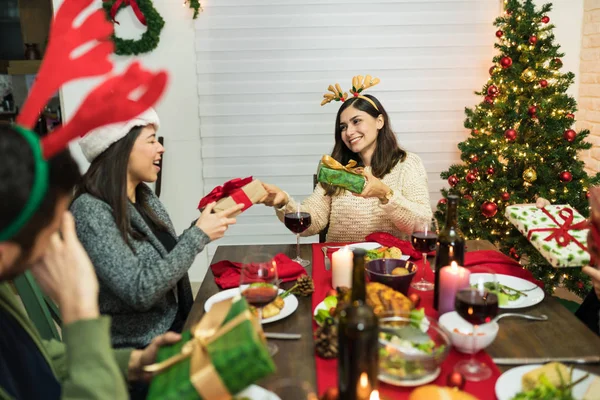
top-left (79, 108), bottom-right (160, 162)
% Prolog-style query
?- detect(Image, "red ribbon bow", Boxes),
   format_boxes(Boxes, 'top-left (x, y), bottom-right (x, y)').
top-left (527, 207), bottom-right (589, 251)
top-left (106, 0), bottom-right (147, 26)
top-left (198, 176), bottom-right (253, 210)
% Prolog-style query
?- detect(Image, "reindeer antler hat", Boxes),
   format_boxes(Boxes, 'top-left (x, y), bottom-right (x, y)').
top-left (0, 0), bottom-right (169, 241)
top-left (320, 75), bottom-right (381, 111)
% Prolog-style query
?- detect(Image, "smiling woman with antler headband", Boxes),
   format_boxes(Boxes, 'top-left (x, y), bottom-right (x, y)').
top-left (259, 75), bottom-right (432, 242)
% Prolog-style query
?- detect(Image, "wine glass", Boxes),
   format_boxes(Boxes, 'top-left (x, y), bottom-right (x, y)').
top-left (239, 252), bottom-right (280, 357)
top-left (410, 217), bottom-right (438, 291)
top-left (265, 378), bottom-right (318, 400)
top-left (454, 270), bottom-right (499, 381)
top-left (284, 205), bottom-right (312, 267)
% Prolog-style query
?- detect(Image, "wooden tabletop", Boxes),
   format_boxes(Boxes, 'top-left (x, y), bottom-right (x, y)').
top-left (186, 241), bottom-right (600, 393)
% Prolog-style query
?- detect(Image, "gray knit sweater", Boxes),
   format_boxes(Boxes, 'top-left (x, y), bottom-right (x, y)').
top-left (70, 185), bottom-right (210, 348)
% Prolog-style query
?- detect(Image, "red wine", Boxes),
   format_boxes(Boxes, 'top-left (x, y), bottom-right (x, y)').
top-left (338, 248), bottom-right (378, 399)
top-left (411, 231), bottom-right (438, 253)
top-left (242, 286), bottom-right (278, 308)
top-left (284, 212), bottom-right (312, 234)
top-left (434, 195), bottom-right (465, 310)
top-left (455, 289), bottom-right (499, 325)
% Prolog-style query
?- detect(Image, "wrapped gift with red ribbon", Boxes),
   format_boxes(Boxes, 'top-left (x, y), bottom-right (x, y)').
top-left (505, 204), bottom-right (590, 267)
top-left (198, 177), bottom-right (267, 217)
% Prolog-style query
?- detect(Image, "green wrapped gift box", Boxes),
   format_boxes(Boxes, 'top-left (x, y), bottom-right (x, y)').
top-left (316, 155), bottom-right (366, 194)
top-left (146, 296), bottom-right (276, 400)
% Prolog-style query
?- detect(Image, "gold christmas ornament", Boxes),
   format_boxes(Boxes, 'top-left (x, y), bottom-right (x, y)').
top-left (521, 67), bottom-right (536, 82)
top-left (498, 155), bottom-right (508, 166)
top-left (523, 167), bottom-right (537, 183)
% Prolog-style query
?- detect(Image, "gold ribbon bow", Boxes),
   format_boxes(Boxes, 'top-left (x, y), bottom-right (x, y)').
top-left (321, 155), bottom-right (364, 176)
top-left (143, 297), bottom-right (264, 399)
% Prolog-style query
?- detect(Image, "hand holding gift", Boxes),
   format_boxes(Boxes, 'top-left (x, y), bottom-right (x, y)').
top-left (353, 167), bottom-right (392, 203)
top-left (198, 176), bottom-right (268, 217)
top-left (195, 202), bottom-right (243, 241)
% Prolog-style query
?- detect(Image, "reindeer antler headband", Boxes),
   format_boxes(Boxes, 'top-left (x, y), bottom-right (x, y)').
top-left (0, 0), bottom-right (169, 241)
top-left (320, 75), bottom-right (381, 111)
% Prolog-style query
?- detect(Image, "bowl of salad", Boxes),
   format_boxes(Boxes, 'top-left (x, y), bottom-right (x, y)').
top-left (378, 311), bottom-right (451, 384)
top-left (365, 258), bottom-right (417, 295)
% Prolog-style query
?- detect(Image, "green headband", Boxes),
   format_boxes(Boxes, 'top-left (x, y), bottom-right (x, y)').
top-left (0, 126), bottom-right (49, 241)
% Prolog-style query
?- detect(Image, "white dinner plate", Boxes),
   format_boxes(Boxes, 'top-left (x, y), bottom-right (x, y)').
top-left (235, 384), bottom-right (281, 400)
top-left (495, 365), bottom-right (597, 400)
top-left (348, 242), bottom-right (383, 251)
top-left (204, 286), bottom-right (298, 324)
top-left (470, 273), bottom-right (545, 309)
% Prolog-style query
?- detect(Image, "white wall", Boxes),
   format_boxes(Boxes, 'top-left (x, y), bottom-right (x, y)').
top-left (52, 0), bottom-right (208, 281)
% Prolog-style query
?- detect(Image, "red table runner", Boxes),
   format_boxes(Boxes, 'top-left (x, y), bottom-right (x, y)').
top-left (311, 243), bottom-right (504, 400)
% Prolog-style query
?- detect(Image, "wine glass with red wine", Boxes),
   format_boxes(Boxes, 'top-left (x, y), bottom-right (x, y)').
top-left (284, 206), bottom-right (312, 267)
top-left (454, 271), bottom-right (499, 381)
top-left (239, 252), bottom-right (280, 356)
top-left (410, 217), bottom-right (438, 291)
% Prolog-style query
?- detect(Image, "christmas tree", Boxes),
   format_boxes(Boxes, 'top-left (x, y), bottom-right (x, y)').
top-left (435, 0), bottom-right (600, 298)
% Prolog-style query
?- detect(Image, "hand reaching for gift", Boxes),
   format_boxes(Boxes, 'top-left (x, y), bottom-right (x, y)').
top-left (353, 168), bottom-right (392, 202)
top-left (258, 183), bottom-right (289, 208)
top-left (195, 202), bottom-right (243, 241)
top-left (128, 331), bottom-right (182, 382)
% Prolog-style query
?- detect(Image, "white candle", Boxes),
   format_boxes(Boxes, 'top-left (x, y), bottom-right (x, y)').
top-left (332, 246), bottom-right (353, 289)
top-left (439, 261), bottom-right (471, 315)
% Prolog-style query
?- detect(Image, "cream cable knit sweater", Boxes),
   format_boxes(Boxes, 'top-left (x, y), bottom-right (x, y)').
top-left (276, 152), bottom-right (433, 242)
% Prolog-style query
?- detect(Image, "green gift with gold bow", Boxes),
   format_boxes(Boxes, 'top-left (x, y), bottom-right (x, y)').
top-left (145, 296), bottom-right (276, 400)
top-left (316, 155), bottom-right (366, 194)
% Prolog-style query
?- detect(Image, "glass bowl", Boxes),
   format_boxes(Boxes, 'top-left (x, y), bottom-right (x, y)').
top-left (365, 258), bottom-right (417, 295)
top-left (378, 312), bottom-right (451, 384)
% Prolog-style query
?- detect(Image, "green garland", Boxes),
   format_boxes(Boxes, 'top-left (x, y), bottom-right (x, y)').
top-left (187, 0), bottom-right (202, 19)
top-left (103, 0), bottom-right (164, 56)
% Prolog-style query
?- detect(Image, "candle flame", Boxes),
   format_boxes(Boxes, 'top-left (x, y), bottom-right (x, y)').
top-left (450, 261), bottom-right (458, 270)
top-left (359, 372), bottom-right (369, 387)
top-left (370, 390), bottom-right (380, 400)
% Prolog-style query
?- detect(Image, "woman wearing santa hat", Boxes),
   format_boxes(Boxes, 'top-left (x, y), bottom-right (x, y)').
top-left (71, 109), bottom-right (242, 349)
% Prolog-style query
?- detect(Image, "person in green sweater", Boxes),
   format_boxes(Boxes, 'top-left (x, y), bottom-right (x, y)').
top-left (0, 124), bottom-right (184, 399)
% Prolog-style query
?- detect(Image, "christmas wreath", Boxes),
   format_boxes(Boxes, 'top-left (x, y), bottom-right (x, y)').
top-left (102, 0), bottom-right (164, 56)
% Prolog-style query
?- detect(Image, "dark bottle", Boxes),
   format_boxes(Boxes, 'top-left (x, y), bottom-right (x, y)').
top-left (338, 248), bottom-right (378, 400)
top-left (433, 195), bottom-right (465, 310)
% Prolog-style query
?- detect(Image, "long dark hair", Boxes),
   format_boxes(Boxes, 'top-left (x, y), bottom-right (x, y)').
top-left (74, 126), bottom-right (169, 246)
top-left (324, 94), bottom-right (406, 196)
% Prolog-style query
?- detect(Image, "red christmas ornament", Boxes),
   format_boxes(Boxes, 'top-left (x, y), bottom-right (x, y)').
top-left (577, 282), bottom-right (584, 289)
top-left (551, 58), bottom-right (563, 69)
top-left (566, 113), bottom-right (575, 119)
top-left (541, 15), bottom-right (550, 24)
top-left (505, 128), bottom-right (517, 142)
top-left (559, 171), bottom-right (573, 183)
top-left (484, 95), bottom-right (494, 105)
top-left (448, 175), bottom-right (459, 187)
top-left (487, 85), bottom-right (499, 97)
top-left (495, 30), bottom-right (504, 38)
top-left (481, 201), bottom-right (498, 218)
top-left (539, 79), bottom-right (548, 88)
top-left (470, 155), bottom-right (479, 163)
top-left (528, 105), bottom-right (538, 116)
top-left (564, 129), bottom-right (576, 142)
top-left (447, 371), bottom-right (466, 390)
top-left (438, 198), bottom-right (447, 205)
top-left (486, 167), bottom-right (495, 175)
top-left (501, 192), bottom-right (511, 201)
top-left (466, 172), bottom-right (477, 184)
top-left (472, 167), bottom-right (479, 176)
top-left (500, 56), bottom-right (513, 68)
top-left (408, 293), bottom-right (420, 308)
top-left (529, 35), bottom-right (538, 44)
top-left (464, 194), bottom-right (473, 201)
top-left (509, 247), bottom-right (521, 261)
top-left (472, 129), bottom-right (480, 136)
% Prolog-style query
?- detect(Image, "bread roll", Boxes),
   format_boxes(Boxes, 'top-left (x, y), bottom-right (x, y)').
top-left (521, 362), bottom-right (571, 391)
top-left (408, 385), bottom-right (478, 400)
top-left (584, 376), bottom-right (600, 400)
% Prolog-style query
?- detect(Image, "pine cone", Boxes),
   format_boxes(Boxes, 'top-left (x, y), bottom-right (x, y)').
top-left (315, 318), bottom-right (338, 359)
top-left (293, 275), bottom-right (314, 296)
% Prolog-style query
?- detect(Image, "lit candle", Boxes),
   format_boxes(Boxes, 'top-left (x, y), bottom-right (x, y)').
top-left (332, 246), bottom-right (353, 289)
top-left (369, 390), bottom-right (380, 400)
top-left (439, 261), bottom-right (471, 315)
top-left (356, 372), bottom-right (371, 400)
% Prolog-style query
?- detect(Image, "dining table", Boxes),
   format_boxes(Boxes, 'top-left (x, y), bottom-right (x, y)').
top-left (185, 240), bottom-right (600, 399)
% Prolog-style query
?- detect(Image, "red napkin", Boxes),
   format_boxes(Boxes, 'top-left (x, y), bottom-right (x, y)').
top-left (365, 232), bottom-right (422, 260)
top-left (210, 253), bottom-right (306, 289)
top-left (465, 250), bottom-right (545, 289)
